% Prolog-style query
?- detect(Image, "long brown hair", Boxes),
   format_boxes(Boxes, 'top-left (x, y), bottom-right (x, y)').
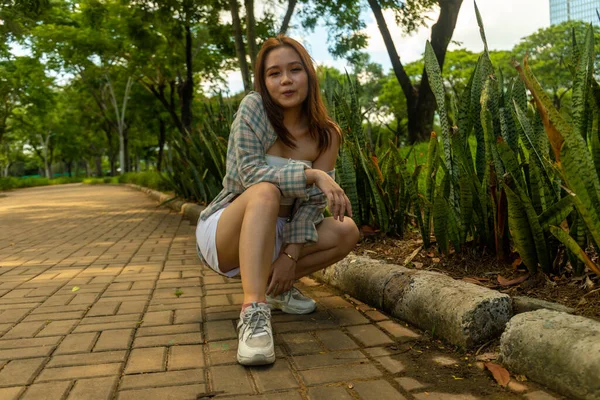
top-left (254, 35), bottom-right (341, 153)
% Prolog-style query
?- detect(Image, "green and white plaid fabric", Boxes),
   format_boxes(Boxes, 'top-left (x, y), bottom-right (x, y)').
top-left (199, 91), bottom-right (335, 250)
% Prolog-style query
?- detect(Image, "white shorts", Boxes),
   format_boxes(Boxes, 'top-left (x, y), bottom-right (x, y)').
top-left (195, 203), bottom-right (288, 278)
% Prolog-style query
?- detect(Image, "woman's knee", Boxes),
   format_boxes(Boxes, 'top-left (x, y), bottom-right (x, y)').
top-left (247, 182), bottom-right (281, 209)
top-left (336, 218), bottom-right (360, 253)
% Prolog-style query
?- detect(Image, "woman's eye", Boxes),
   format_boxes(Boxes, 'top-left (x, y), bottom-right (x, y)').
top-left (292, 68), bottom-right (302, 72)
top-left (269, 72), bottom-right (279, 77)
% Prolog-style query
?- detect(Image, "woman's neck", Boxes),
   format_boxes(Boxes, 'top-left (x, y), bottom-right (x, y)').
top-left (282, 105), bottom-right (305, 131)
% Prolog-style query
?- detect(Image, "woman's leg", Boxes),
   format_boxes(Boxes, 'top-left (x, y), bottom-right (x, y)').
top-left (294, 217), bottom-right (360, 279)
top-left (215, 182), bottom-right (281, 305)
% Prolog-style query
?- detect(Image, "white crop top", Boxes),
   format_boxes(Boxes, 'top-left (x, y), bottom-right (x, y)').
top-left (265, 154), bottom-right (313, 206)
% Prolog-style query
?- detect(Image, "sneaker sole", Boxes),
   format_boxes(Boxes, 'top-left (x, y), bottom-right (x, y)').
top-left (237, 351), bottom-right (276, 366)
top-left (268, 301), bottom-right (316, 315)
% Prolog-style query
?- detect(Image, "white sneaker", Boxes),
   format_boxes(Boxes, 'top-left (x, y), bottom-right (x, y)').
top-left (236, 302), bottom-right (275, 366)
top-left (266, 287), bottom-right (316, 315)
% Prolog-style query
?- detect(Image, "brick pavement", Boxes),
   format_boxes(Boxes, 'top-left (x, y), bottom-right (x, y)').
top-left (0, 184), bottom-right (561, 399)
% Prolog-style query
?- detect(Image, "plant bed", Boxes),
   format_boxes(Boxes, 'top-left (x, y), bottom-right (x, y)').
top-left (355, 233), bottom-right (600, 321)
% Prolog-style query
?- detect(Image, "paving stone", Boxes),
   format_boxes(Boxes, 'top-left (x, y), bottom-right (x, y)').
top-left (55, 332), bottom-right (98, 355)
top-left (317, 296), bottom-right (352, 309)
top-left (133, 332), bottom-right (203, 348)
top-left (47, 351), bottom-right (127, 368)
top-left (205, 320), bottom-right (237, 341)
top-left (250, 360), bottom-right (299, 392)
top-left (67, 376), bottom-right (119, 400)
top-left (280, 332), bottom-right (322, 355)
top-left (0, 336), bottom-right (61, 350)
top-left (0, 358), bottom-right (46, 386)
top-left (413, 393), bottom-right (480, 400)
top-left (315, 330), bottom-right (359, 351)
top-left (329, 308), bottom-right (370, 326)
top-left (210, 365), bottom-right (253, 395)
top-left (117, 384), bottom-right (207, 400)
top-left (21, 381), bottom-right (71, 400)
top-left (125, 347), bottom-right (166, 374)
top-left (121, 369), bottom-right (205, 389)
top-left (2, 321), bottom-right (46, 339)
top-left (352, 380), bottom-right (407, 400)
top-left (346, 325), bottom-right (394, 347)
top-left (300, 363), bottom-right (382, 385)
top-left (293, 350), bottom-right (366, 370)
top-left (365, 310), bottom-right (389, 321)
top-left (94, 329), bottom-right (133, 351)
top-left (307, 386), bottom-right (354, 400)
top-left (377, 320), bottom-right (422, 343)
top-left (0, 387), bottom-right (25, 399)
top-left (168, 345), bottom-right (205, 370)
top-left (36, 363), bottom-right (122, 382)
top-left (0, 346), bottom-right (54, 361)
top-left (141, 311), bottom-right (172, 327)
top-left (36, 320), bottom-right (78, 337)
top-left (396, 377), bottom-right (427, 391)
top-left (137, 323), bottom-right (201, 337)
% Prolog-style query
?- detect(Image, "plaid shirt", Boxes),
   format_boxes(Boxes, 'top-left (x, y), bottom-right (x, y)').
top-left (199, 91), bottom-right (334, 247)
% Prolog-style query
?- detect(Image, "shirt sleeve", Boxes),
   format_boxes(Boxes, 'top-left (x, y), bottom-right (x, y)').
top-left (234, 94), bottom-right (309, 199)
top-left (282, 169), bottom-right (336, 245)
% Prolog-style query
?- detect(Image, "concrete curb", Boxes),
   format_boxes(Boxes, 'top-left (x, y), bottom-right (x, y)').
top-left (131, 184), bottom-right (599, 399)
top-left (126, 184), bottom-right (205, 224)
top-left (314, 255), bottom-right (512, 349)
top-left (500, 309), bottom-right (600, 400)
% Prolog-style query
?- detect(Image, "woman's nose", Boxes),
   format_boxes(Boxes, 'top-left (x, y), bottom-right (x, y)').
top-left (281, 73), bottom-right (292, 84)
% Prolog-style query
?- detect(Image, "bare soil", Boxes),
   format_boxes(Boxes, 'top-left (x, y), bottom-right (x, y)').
top-left (355, 231), bottom-right (600, 321)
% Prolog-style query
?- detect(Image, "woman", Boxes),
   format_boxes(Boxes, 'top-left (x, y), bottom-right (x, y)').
top-left (196, 35), bottom-right (360, 366)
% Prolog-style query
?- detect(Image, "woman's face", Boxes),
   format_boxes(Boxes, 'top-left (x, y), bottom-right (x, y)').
top-left (264, 46), bottom-right (309, 110)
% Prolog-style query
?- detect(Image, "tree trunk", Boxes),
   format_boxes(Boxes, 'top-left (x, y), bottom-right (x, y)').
top-left (66, 161), bottom-right (72, 177)
top-left (157, 118), bottom-right (166, 172)
top-left (245, 0), bottom-right (259, 73)
top-left (367, 0), bottom-right (463, 143)
top-left (180, 22), bottom-right (194, 135)
top-left (123, 130), bottom-right (130, 172)
top-left (95, 156), bottom-right (103, 177)
top-left (230, 0), bottom-right (252, 92)
top-left (279, 0), bottom-right (297, 35)
top-left (410, 0), bottom-right (463, 143)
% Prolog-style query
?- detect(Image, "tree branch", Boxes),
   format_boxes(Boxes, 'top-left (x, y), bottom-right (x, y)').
top-left (279, 0), bottom-right (297, 35)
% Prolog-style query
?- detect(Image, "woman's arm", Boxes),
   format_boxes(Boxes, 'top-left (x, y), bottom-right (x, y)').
top-left (234, 94), bottom-right (309, 199)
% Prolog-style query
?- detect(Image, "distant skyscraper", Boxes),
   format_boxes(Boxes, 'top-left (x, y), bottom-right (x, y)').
top-left (550, 0), bottom-right (600, 26)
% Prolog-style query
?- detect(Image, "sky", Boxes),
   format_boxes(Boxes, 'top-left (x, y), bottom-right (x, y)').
top-left (219, 0), bottom-right (551, 94)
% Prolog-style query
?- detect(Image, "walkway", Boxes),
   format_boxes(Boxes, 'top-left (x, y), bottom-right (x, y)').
top-left (0, 184), bottom-right (559, 399)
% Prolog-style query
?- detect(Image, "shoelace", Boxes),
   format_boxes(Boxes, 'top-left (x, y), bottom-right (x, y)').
top-left (243, 308), bottom-right (270, 339)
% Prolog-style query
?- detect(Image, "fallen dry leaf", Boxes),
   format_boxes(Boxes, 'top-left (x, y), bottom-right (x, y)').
top-left (484, 362), bottom-right (510, 387)
top-left (432, 258), bottom-right (440, 263)
top-left (512, 257), bottom-right (522, 269)
top-left (413, 262), bottom-right (423, 269)
top-left (427, 251), bottom-right (435, 258)
top-left (497, 274), bottom-right (529, 287)
top-left (515, 374), bottom-right (528, 382)
top-left (360, 225), bottom-right (379, 237)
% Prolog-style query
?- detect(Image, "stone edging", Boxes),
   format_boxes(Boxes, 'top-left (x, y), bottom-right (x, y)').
top-left (131, 184), bottom-right (600, 400)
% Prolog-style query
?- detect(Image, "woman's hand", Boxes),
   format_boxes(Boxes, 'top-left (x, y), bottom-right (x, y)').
top-left (266, 254), bottom-right (296, 297)
top-left (313, 170), bottom-right (352, 222)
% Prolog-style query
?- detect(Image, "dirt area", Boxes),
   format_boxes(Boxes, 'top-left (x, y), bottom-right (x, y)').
top-left (355, 231), bottom-right (600, 321)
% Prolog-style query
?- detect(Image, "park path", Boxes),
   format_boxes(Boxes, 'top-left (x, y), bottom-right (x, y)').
top-left (0, 184), bottom-right (560, 400)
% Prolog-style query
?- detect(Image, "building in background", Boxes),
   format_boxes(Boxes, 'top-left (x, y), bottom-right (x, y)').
top-left (550, 0), bottom-right (600, 25)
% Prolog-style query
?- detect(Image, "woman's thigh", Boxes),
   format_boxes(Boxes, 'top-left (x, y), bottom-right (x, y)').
top-left (215, 183), bottom-right (281, 272)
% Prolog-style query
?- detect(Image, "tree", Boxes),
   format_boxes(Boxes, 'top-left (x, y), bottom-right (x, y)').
top-left (512, 20), bottom-right (600, 110)
top-left (297, 0), bottom-right (463, 143)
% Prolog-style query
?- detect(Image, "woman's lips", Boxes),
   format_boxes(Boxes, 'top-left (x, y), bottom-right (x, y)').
top-left (282, 90), bottom-right (296, 97)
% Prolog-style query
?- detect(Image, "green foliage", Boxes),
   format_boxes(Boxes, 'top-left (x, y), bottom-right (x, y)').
top-left (0, 176), bottom-right (84, 191)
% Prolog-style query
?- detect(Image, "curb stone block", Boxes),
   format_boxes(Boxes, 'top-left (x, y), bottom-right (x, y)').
top-left (315, 255), bottom-right (512, 349)
top-left (384, 269), bottom-right (512, 348)
top-left (500, 309), bottom-right (600, 400)
top-left (313, 256), bottom-right (401, 309)
top-left (512, 296), bottom-right (575, 315)
top-left (127, 184), bottom-right (205, 224)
